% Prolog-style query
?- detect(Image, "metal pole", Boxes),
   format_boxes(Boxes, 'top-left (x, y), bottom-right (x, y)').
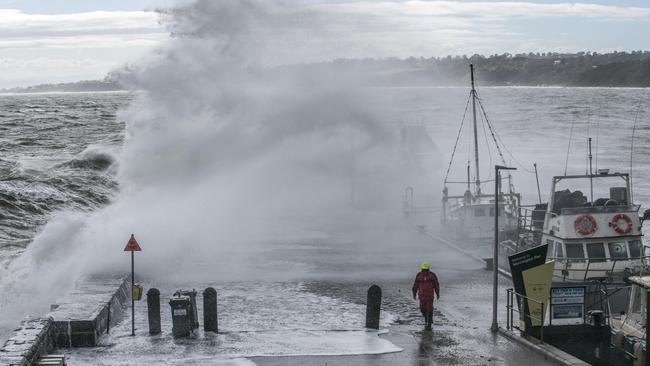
top-left (645, 291), bottom-right (650, 366)
top-left (588, 138), bottom-right (594, 202)
top-left (646, 290), bottom-right (650, 366)
top-left (534, 163), bottom-right (542, 204)
top-left (492, 165), bottom-right (516, 333)
top-left (131, 251), bottom-right (135, 336)
top-left (491, 167), bottom-right (499, 332)
top-left (470, 64), bottom-right (480, 194)
top-left (350, 124), bottom-right (355, 207)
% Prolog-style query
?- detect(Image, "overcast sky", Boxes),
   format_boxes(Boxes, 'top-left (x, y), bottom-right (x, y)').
top-left (1, 0), bottom-right (650, 88)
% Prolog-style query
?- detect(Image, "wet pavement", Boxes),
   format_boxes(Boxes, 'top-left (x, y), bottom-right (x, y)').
top-left (61, 211), bottom-right (554, 365)
top-left (251, 212), bottom-right (553, 365)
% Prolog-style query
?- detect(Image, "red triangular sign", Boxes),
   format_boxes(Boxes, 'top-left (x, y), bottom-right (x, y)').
top-left (123, 234), bottom-right (142, 251)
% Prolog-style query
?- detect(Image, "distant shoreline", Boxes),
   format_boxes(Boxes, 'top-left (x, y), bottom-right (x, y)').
top-left (2, 85), bottom-right (649, 95)
top-left (5, 51), bottom-right (650, 92)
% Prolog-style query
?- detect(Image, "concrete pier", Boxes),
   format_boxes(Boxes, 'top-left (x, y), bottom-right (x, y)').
top-left (48, 276), bottom-right (129, 347)
top-left (0, 317), bottom-right (55, 366)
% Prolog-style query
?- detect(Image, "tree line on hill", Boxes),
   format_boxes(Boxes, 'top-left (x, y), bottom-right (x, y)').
top-left (4, 51), bottom-right (650, 92)
top-left (311, 51), bottom-right (650, 87)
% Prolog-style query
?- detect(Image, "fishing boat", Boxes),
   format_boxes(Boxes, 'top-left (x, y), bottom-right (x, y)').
top-left (500, 157), bottom-right (650, 313)
top-left (441, 64), bottom-right (520, 250)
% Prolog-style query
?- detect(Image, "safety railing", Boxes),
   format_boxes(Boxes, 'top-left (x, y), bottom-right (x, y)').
top-left (506, 288), bottom-right (546, 343)
top-left (548, 256), bottom-right (648, 281)
top-left (517, 206), bottom-right (546, 233)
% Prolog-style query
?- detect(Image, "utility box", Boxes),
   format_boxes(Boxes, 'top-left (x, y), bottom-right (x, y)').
top-left (174, 290), bottom-right (199, 330)
top-left (132, 283), bottom-right (143, 301)
top-left (610, 187), bottom-right (628, 205)
top-left (169, 294), bottom-right (193, 338)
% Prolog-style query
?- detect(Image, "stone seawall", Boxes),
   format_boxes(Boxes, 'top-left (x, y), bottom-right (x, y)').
top-left (49, 277), bottom-right (129, 347)
top-left (0, 318), bottom-right (55, 366)
top-left (0, 276), bottom-right (129, 365)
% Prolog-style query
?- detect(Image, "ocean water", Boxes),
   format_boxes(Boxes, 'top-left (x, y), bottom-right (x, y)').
top-left (0, 87), bottom-right (648, 356)
top-left (3, 87), bottom-right (647, 243)
top-left (0, 92), bottom-right (127, 251)
top-left (1, 87), bottom-right (649, 272)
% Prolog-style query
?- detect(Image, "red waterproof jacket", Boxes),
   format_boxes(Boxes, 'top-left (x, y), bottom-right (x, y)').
top-left (412, 270), bottom-right (440, 311)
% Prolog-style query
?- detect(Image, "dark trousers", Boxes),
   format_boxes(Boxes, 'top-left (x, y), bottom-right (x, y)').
top-left (421, 309), bottom-right (433, 326)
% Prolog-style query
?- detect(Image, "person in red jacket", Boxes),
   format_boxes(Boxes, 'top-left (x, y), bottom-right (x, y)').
top-left (412, 262), bottom-right (440, 330)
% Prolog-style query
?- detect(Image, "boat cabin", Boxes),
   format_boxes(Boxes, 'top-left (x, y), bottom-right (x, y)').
top-left (443, 190), bottom-right (519, 243)
top-left (540, 172), bottom-right (645, 282)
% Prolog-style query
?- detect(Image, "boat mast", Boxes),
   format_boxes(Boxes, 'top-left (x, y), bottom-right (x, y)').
top-left (588, 137), bottom-right (594, 202)
top-left (470, 64), bottom-right (481, 195)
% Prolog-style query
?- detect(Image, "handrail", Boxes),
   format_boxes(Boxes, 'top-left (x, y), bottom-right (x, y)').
top-left (506, 288), bottom-right (546, 343)
top-left (546, 256), bottom-right (649, 280)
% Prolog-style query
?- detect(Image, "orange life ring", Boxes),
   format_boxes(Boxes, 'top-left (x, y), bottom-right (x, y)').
top-left (610, 213), bottom-right (633, 235)
top-left (574, 214), bottom-right (598, 236)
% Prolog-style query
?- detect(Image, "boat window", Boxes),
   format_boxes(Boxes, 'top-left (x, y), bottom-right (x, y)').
top-left (475, 208), bottom-right (486, 217)
top-left (629, 240), bottom-right (642, 258)
top-left (554, 242), bottom-right (565, 258)
top-left (586, 243), bottom-right (606, 263)
top-left (608, 242), bottom-right (628, 259)
top-left (565, 243), bottom-right (585, 261)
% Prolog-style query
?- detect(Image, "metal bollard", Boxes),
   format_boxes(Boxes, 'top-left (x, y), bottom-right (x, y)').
top-left (203, 287), bottom-right (218, 333)
top-left (366, 284), bottom-right (382, 329)
top-left (147, 288), bottom-right (161, 335)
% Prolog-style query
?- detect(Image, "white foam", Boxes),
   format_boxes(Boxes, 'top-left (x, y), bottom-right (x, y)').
top-left (64, 282), bottom-right (401, 364)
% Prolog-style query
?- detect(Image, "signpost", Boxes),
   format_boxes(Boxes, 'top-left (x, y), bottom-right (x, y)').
top-left (491, 165), bottom-right (516, 332)
top-left (124, 234), bottom-right (142, 336)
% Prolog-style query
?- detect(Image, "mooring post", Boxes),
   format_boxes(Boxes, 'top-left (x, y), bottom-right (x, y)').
top-left (203, 287), bottom-right (218, 333)
top-left (147, 288), bottom-right (161, 335)
top-left (366, 285), bottom-right (381, 329)
top-left (106, 301), bottom-right (111, 334)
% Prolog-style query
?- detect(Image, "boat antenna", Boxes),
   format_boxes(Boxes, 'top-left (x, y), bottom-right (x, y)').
top-left (470, 64), bottom-right (481, 195)
top-left (588, 137), bottom-right (594, 203)
top-left (534, 163), bottom-right (542, 204)
top-left (630, 102), bottom-right (641, 201)
top-left (564, 118), bottom-right (576, 175)
top-left (467, 164), bottom-right (471, 190)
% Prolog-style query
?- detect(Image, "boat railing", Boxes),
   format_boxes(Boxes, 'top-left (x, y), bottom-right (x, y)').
top-left (549, 255), bottom-right (648, 281)
top-left (518, 206), bottom-right (544, 232)
top-left (559, 204), bottom-right (640, 216)
top-left (506, 288), bottom-right (545, 343)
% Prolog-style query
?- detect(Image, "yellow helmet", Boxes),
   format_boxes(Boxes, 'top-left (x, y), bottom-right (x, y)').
top-left (420, 262), bottom-right (430, 270)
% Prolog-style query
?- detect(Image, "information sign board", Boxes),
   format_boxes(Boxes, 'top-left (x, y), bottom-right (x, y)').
top-left (550, 286), bottom-right (585, 323)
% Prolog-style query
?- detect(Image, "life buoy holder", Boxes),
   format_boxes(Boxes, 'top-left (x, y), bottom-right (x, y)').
top-left (574, 214), bottom-right (598, 236)
top-left (610, 213), bottom-right (633, 235)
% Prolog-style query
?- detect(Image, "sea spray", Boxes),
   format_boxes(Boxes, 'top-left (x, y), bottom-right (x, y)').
top-left (0, 0), bottom-right (433, 334)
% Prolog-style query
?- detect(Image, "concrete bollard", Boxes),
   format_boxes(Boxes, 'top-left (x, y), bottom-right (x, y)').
top-left (147, 288), bottom-right (161, 335)
top-left (203, 287), bottom-right (218, 333)
top-left (366, 284), bottom-right (382, 329)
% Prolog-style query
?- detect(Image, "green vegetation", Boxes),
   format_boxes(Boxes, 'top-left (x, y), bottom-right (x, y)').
top-left (5, 51), bottom-right (650, 91)
top-left (313, 51), bottom-right (650, 87)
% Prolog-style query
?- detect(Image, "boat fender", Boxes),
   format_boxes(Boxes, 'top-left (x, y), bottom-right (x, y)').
top-left (574, 214), bottom-right (598, 236)
top-left (610, 213), bottom-right (633, 235)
